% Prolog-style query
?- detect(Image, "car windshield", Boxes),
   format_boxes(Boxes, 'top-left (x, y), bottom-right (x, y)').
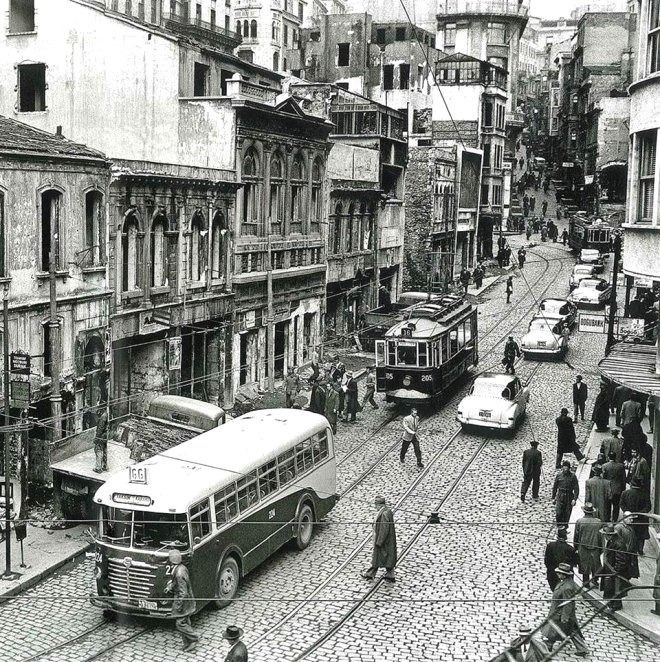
top-left (574, 266), bottom-right (593, 275)
top-left (580, 279), bottom-right (605, 290)
top-left (396, 342), bottom-right (418, 366)
top-left (99, 506), bottom-right (190, 551)
top-left (529, 319), bottom-right (559, 333)
top-left (471, 380), bottom-right (507, 398)
top-left (541, 300), bottom-right (568, 315)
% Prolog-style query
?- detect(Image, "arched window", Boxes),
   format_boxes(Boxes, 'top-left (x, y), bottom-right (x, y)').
top-left (41, 189), bottom-right (62, 271)
top-left (346, 203), bottom-right (355, 252)
top-left (290, 154), bottom-right (305, 234)
top-left (151, 214), bottom-right (166, 287)
top-left (310, 158), bottom-right (322, 234)
top-left (241, 148), bottom-right (260, 235)
top-left (331, 202), bottom-right (343, 254)
top-left (272, 21), bottom-right (278, 40)
top-left (243, 20), bottom-right (249, 37)
top-left (188, 211), bottom-right (205, 282)
top-left (250, 19), bottom-right (257, 38)
top-left (269, 154), bottom-right (285, 235)
top-left (236, 20), bottom-right (242, 36)
top-left (273, 51), bottom-right (280, 71)
top-left (85, 190), bottom-right (104, 266)
top-left (283, 57), bottom-right (288, 71)
top-left (121, 212), bottom-right (140, 292)
top-left (364, 203), bottom-right (375, 250)
top-left (211, 209), bottom-right (227, 280)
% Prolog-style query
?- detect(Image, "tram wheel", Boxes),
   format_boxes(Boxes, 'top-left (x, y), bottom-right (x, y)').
top-left (214, 556), bottom-right (240, 608)
top-left (294, 503), bottom-right (314, 551)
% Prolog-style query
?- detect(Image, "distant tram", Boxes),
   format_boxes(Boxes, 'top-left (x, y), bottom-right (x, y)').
top-left (375, 295), bottom-right (478, 405)
top-left (568, 216), bottom-right (613, 254)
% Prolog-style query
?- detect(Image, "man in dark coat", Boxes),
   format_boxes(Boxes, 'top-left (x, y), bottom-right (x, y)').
top-left (324, 382), bottom-right (339, 434)
top-left (621, 420), bottom-right (646, 462)
top-left (573, 503), bottom-right (602, 584)
top-left (361, 496), bottom-right (397, 581)
top-left (585, 465), bottom-right (611, 523)
top-left (602, 451), bottom-right (626, 521)
top-left (503, 336), bottom-right (521, 374)
top-left (473, 263), bottom-right (484, 289)
top-left (544, 527), bottom-right (578, 590)
top-left (615, 514), bottom-right (640, 580)
top-left (166, 549), bottom-right (198, 652)
top-left (591, 384), bottom-right (610, 432)
top-left (222, 625), bottom-right (247, 662)
top-left (284, 368), bottom-right (300, 408)
top-left (308, 377), bottom-right (326, 415)
top-left (541, 563), bottom-right (589, 656)
top-left (619, 481), bottom-right (650, 554)
top-left (343, 372), bottom-right (359, 423)
top-left (621, 395), bottom-right (642, 427)
top-left (612, 384), bottom-right (630, 427)
top-left (627, 447), bottom-right (651, 498)
top-left (459, 267), bottom-right (471, 293)
top-left (572, 375), bottom-right (588, 422)
top-left (552, 461), bottom-right (580, 525)
top-left (521, 439), bottom-right (542, 502)
top-left (555, 408), bottom-right (584, 468)
top-left (601, 429), bottom-right (623, 464)
top-left (517, 247), bottom-right (526, 269)
top-left (597, 524), bottom-right (628, 612)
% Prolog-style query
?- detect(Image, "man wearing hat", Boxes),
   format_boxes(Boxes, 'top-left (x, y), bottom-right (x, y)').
top-left (552, 461), bottom-right (580, 525)
top-left (555, 408), bottom-right (584, 469)
top-left (493, 626), bottom-right (549, 661)
top-left (543, 527), bottom-right (578, 591)
top-left (614, 513), bottom-right (640, 581)
top-left (619, 479), bottom-right (651, 554)
top-left (521, 439), bottom-right (543, 503)
top-left (542, 563), bottom-right (589, 657)
top-left (572, 375), bottom-right (588, 422)
top-left (222, 625), bottom-right (247, 661)
top-left (573, 503), bottom-right (602, 585)
top-left (627, 447), bottom-right (651, 498)
top-left (585, 465), bottom-right (611, 523)
top-left (361, 496), bottom-right (397, 582)
top-left (324, 379), bottom-right (339, 434)
top-left (600, 429), bottom-right (623, 464)
top-left (597, 524), bottom-right (630, 612)
top-left (165, 549), bottom-right (199, 652)
top-left (602, 451), bottom-right (626, 521)
top-left (343, 371), bottom-right (359, 423)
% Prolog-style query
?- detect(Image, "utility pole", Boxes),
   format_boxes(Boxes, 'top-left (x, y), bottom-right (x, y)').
top-left (605, 232), bottom-right (622, 355)
top-left (49, 245), bottom-right (62, 452)
top-left (2, 284), bottom-right (12, 577)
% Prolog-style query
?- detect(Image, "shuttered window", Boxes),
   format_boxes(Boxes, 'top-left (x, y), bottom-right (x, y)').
top-left (638, 131), bottom-right (656, 223)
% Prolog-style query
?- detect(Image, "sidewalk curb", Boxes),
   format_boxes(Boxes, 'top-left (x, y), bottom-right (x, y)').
top-left (467, 275), bottom-right (502, 298)
top-left (0, 542), bottom-right (91, 602)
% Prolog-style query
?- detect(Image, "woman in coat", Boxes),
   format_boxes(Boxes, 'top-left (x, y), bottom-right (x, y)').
top-left (591, 384), bottom-right (610, 432)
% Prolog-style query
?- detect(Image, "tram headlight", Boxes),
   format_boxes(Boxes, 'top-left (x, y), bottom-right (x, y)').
top-left (403, 375), bottom-right (412, 387)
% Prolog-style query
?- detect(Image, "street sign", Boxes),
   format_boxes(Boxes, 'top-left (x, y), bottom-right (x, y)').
top-left (578, 313), bottom-right (606, 334)
top-left (617, 317), bottom-right (645, 337)
top-left (10, 352), bottom-right (30, 375)
top-left (10, 380), bottom-right (30, 408)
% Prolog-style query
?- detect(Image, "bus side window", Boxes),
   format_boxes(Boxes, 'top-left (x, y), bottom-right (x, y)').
top-left (312, 432), bottom-right (328, 463)
top-left (277, 449), bottom-right (296, 486)
top-left (295, 439), bottom-right (314, 474)
top-left (432, 342), bottom-right (440, 367)
top-left (258, 460), bottom-right (278, 498)
top-left (190, 498), bottom-right (212, 541)
top-left (237, 472), bottom-right (259, 512)
top-left (214, 485), bottom-right (238, 525)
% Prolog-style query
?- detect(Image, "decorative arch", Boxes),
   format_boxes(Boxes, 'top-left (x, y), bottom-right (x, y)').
top-left (311, 157), bottom-right (323, 234)
top-left (330, 202), bottom-right (343, 255)
top-left (121, 210), bottom-right (141, 292)
top-left (84, 188), bottom-right (105, 266)
top-left (269, 151), bottom-right (285, 235)
top-left (250, 19), bottom-right (257, 38)
top-left (346, 202), bottom-right (356, 252)
top-left (241, 147), bottom-right (261, 235)
top-left (211, 208), bottom-right (228, 280)
top-left (290, 153), bottom-right (306, 234)
top-left (151, 211), bottom-right (167, 288)
top-left (188, 210), bottom-right (206, 282)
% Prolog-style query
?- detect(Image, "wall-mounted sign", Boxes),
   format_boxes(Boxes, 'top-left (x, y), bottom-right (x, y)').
top-left (10, 352), bottom-right (31, 375)
top-left (167, 336), bottom-right (182, 371)
top-left (578, 313), bottom-right (606, 334)
top-left (10, 380), bottom-right (31, 408)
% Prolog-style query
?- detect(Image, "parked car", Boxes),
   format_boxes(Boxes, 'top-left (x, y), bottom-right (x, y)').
top-left (579, 248), bottom-right (605, 273)
top-left (569, 264), bottom-right (596, 291)
top-left (521, 314), bottom-right (568, 358)
top-left (538, 298), bottom-right (577, 328)
top-left (456, 373), bottom-right (530, 432)
top-left (568, 278), bottom-right (612, 307)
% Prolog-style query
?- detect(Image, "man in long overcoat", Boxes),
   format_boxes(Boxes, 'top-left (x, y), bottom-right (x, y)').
top-left (619, 482), bottom-right (650, 554)
top-left (585, 465), bottom-right (611, 522)
top-left (343, 372), bottom-right (359, 423)
top-left (573, 503), bottom-right (602, 585)
top-left (612, 384), bottom-right (630, 427)
top-left (324, 382), bottom-right (339, 434)
top-left (521, 439), bottom-right (542, 502)
top-left (627, 448), bottom-right (651, 498)
top-left (614, 514), bottom-right (640, 580)
top-left (591, 384), bottom-right (610, 432)
top-left (167, 549), bottom-right (199, 652)
top-left (621, 396), bottom-right (642, 427)
top-left (602, 451), bottom-right (626, 521)
top-left (361, 496), bottom-right (397, 581)
top-left (552, 461), bottom-right (580, 525)
top-left (600, 429), bottom-right (623, 464)
top-left (543, 527), bottom-right (578, 590)
top-left (555, 408), bottom-right (584, 468)
top-left (597, 524), bottom-right (625, 611)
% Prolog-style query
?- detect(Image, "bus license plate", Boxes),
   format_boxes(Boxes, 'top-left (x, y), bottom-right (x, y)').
top-left (479, 410), bottom-right (491, 418)
top-left (138, 600), bottom-right (157, 610)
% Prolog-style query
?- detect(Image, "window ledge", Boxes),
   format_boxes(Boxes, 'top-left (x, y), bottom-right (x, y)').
top-left (7, 30), bottom-right (37, 37)
top-left (15, 109), bottom-right (48, 116)
top-left (186, 282), bottom-right (206, 291)
top-left (36, 270), bottom-right (69, 281)
top-left (0, 277), bottom-right (11, 285)
top-left (121, 289), bottom-right (143, 301)
top-left (150, 285), bottom-right (171, 295)
top-left (81, 266), bottom-right (106, 274)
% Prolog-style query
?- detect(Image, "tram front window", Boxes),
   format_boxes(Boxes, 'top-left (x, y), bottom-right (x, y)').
top-left (396, 343), bottom-right (417, 366)
top-left (99, 507), bottom-right (190, 550)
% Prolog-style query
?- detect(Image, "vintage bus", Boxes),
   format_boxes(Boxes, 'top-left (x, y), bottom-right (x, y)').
top-left (90, 409), bottom-right (337, 617)
top-left (375, 295), bottom-right (478, 406)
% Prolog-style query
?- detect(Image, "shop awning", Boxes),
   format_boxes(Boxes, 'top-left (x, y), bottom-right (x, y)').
top-left (598, 342), bottom-right (660, 395)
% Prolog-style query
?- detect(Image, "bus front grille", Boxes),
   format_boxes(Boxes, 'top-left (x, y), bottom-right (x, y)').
top-left (106, 558), bottom-right (156, 600)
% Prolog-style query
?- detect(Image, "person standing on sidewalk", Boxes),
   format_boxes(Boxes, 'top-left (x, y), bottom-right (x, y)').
top-left (612, 384), bottom-right (630, 427)
top-left (585, 465), bottom-right (611, 523)
top-left (572, 375), bottom-right (588, 422)
top-left (343, 372), bottom-right (359, 423)
top-left (459, 267), bottom-right (471, 294)
top-left (544, 527), bottom-right (578, 590)
top-left (517, 247), bottom-right (527, 269)
top-left (619, 480), bottom-right (650, 554)
top-left (621, 394), bottom-right (643, 427)
top-left (361, 366), bottom-right (379, 410)
top-left (552, 461), bottom-right (580, 525)
top-left (602, 451), bottom-right (626, 521)
top-left (600, 429), bottom-right (623, 464)
top-left (400, 408), bottom-right (423, 468)
top-left (573, 503), bottom-right (602, 585)
top-left (505, 276), bottom-right (514, 304)
top-left (555, 408), bottom-right (584, 468)
top-left (166, 549), bottom-right (199, 652)
top-left (473, 263), bottom-right (484, 289)
top-left (361, 496), bottom-right (397, 582)
top-left (521, 439), bottom-right (542, 502)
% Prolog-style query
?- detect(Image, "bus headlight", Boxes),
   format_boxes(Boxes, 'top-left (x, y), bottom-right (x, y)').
top-left (94, 566), bottom-right (102, 581)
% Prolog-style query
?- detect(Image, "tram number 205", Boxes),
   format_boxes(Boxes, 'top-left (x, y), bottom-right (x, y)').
top-left (421, 375), bottom-right (433, 382)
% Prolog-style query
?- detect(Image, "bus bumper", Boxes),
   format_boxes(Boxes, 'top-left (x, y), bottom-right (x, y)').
top-left (90, 594), bottom-right (175, 618)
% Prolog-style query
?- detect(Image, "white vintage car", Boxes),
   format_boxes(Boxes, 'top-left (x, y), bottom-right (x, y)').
top-left (521, 314), bottom-right (568, 358)
top-left (538, 298), bottom-right (578, 328)
top-left (579, 248), bottom-right (605, 273)
top-left (457, 373), bottom-right (530, 432)
top-left (568, 277), bottom-right (612, 307)
top-left (569, 264), bottom-right (596, 290)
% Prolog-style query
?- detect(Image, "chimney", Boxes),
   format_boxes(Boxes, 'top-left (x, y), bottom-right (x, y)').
top-left (56, 125), bottom-right (63, 136)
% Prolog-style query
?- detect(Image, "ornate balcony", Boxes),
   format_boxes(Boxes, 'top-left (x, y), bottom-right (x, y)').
top-left (163, 3), bottom-right (241, 51)
top-left (438, 0), bottom-right (529, 19)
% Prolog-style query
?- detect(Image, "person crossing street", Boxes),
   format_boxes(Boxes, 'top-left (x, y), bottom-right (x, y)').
top-left (552, 461), bottom-right (580, 525)
top-left (521, 439), bottom-right (542, 502)
top-left (555, 408), bottom-right (584, 468)
top-left (361, 366), bottom-right (379, 410)
top-left (503, 336), bottom-right (521, 374)
top-left (361, 496), bottom-right (397, 582)
top-left (166, 549), bottom-right (199, 652)
top-left (400, 408), bottom-right (423, 468)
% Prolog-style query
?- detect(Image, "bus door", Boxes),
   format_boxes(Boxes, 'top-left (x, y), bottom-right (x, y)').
top-left (188, 498), bottom-right (216, 602)
top-left (375, 341), bottom-right (387, 391)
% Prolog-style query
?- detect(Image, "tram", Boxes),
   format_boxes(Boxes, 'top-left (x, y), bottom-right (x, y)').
top-left (375, 295), bottom-right (478, 405)
top-left (90, 409), bottom-right (337, 617)
top-left (568, 216), bottom-right (613, 254)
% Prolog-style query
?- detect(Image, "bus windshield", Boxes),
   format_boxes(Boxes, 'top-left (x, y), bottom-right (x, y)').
top-left (100, 506), bottom-right (190, 551)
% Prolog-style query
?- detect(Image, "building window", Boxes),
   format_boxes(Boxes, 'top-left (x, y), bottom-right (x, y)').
top-left (298, 1), bottom-right (303, 20)
top-left (649, 0), bottom-right (660, 73)
top-left (210, 8), bottom-right (216, 27)
top-left (269, 154), bottom-right (285, 235)
top-left (224, 14), bottom-right (229, 30)
top-left (17, 63), bottom-right (46, 112)
top-left (195, 2), bottom-right (202, 23)
top-left (383, 64), bottom-right (394, 90)
top-left (188, 212), bottom-right (205, 282)
top-left (85, 191), bottom-right (104, 266)
top-left (310, 159), bottom-right (322, 235)
top-left (9, 0), bottom-right (35, 33)
top-left (331, 203), bottom-right (342, 254)
top-left (283, 57), bottom-right (288, 71)
top-left (272, 21), bottom-right (278, 40)
top-left (488, 22), bottom-right (507, 45)
top-left (236, 20), bottom-right (242, 36)
top-left (376, 28), bottom-right (386, 44)
top-left (444, 23), bottom-right (456, 47)
top-left (638, 130), bottom-right (657, 223)
top-left (482, 100), bottom-right (493, 128)
top-left (151, 215), bottom-right (166, 287)
top-left (151, 0), bottom-right (158, 22)
top-left (121, 213), bottom-right (140, 292)
top-left (43, 321), bottom-right (51, 378)
top-left (241, 149), bottom-right (260, 235)
top-left (290, 155), bottom-right (305, 234)
top-left (243, 19), bottom-right (249, 36)
top-left (273, 51), bottom-right (280, 71)
top-left (211, 210), bottom-right (227, 279)
top-left (284, 24), bottom-right (288, 46)
top-left (363, 204), bottom-right (374, 250)
top-left (482, 143), bottom-right (491, 168)
top-left (125, 0), bottom-right (133, 15)
top-left (193, 62), bottom-right (210, 96)
top-left (250, 19), bottom-right (257, 38)
top-left (41, 190), bottom-right (61, 272)
top-left (395, 27), bottom-right (406, 41)
top-left (238, 50), bottom-right (254, 63)
top-left (481, 183), bottom-right (489, 205)
top-left (346, 204), bottom-right (355, 252)
top-left (399, 64), bottom-right (410, 90)
top-left (337, 43), bottom-right (350, 67)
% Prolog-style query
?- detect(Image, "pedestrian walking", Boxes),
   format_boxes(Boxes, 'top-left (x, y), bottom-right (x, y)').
top-left (284, 368), bottom-right (300, 408)
top-left (494, 626), bottom-right (548, 662)
top-left (620, 480), bottom-right (651, 554)
top-left (544, 527), bottom-right (578, 590)
top-left (517, 247), bottom-right (526, 269)
top-left (602, 451), bottom-right (626, 521)
top-left (530, 195), bottom-right (536, 212)
top-left (400, 408), bottom-right (423, 468)
top-left (621, 419), bottom-right (646, 462)
top-left (504, 245), bottom-right (512, 266)
top-left (361, 366), bottom-right (379, 410)
top-left (166, 549), bottom-right (199, 652)
top-left (555, 408), bottom-right (584, 468)
top-left (361, 496), bottom-right (397, 582)
top-left (459, 267), bottom-right (471, 294)
top-left (627, 447), bottom-right (651, 497)
top-left (309, 351), bottom-right (320, 383)
top-left (552, 461), bottom-right (580, 525)
top-left (572, 375), bottom-right (588, 422)
top-left (612, 384), bottom-right (630, 427)
top-left (585, 465), bottom-right (611, 523)
top-left (308, 376), bottom-right (326, 415)
top-left (93, 403), bottom-right (109, 474)
top-left (540, 564), bottom-right (590, 657)
top-left (526, 224), bottom-right (532, 240)
top-left (506, 276), bottom-right (514, 304)
top-left (573, 502), bottom-right (602, 585)
top-left (503, 335), bottom-right (521, 374)
top-left (473, 263), bottom-right (484, 289)
top-left (324, 381), bottom-right (339, 434)
top-left (561, 227), bottom-right (568, 244)
top-left (222, 625), bottom-right (247, 661)
top-left (521, 439), bottom-right (542, 502)
top-left (343, 371), bottom-right (359, 423)
top-left (542, 200), bottom-right (548, 216)
top-left (601, 429), bottom-right (623, 463)
top-left (615, 513), bottom-right (640, 579)
top-left (621, 394), bottom-right (642, 427)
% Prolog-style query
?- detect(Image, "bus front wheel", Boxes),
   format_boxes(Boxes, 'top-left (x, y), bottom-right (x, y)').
top-left (214, 556), bottom-right (240, 608)
top-left (295, 503), bottom-right (314, 550)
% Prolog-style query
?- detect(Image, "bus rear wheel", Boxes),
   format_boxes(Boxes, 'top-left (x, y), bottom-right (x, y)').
top-left (295, 504), bottom-right (314, 551)
top-left (214, 556), bottom-right (240, 608)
